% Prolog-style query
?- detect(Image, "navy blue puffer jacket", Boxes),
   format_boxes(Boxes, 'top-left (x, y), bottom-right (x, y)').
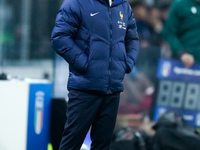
top-left (51, 0), bottom-right (139, 94)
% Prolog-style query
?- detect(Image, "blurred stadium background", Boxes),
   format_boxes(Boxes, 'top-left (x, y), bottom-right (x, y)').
top-left (0, 0), bottom-right (173, 114)
top-left (1, 0), bottom-right (199, 150)
top-left (0, 0), bottom-right (172, 79)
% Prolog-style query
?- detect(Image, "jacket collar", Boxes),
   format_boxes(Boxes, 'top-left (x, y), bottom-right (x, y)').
top-left (97, 0), bottom-right (125, 6)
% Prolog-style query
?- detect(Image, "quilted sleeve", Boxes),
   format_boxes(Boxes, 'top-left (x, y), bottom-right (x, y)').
top-left (51, 0), bottom-right (88, 72)
top-left (125, 5), bottom-right (140, 74)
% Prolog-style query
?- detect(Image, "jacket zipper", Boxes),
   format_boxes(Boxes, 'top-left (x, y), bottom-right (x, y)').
top-left (108, 6), bottom-right (112, 94)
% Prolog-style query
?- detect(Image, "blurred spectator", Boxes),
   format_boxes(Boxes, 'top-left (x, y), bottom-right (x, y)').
top-left (131, 1), bottom-right (164, 47)
top-left (162, 0), bottom-right (200, 68)
top-left (131, 1), bottom-right (151, 48)
top-left (148, 7), bottom-right (162, 34)
top-left (158, 3), bottom-right (172, 58)
top-left (159, 3), bottom-right (170, 23)
top-left (147, 6), bottom-right (163, 46)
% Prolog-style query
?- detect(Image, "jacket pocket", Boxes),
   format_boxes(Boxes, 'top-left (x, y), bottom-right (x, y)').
top-left (77, 28), bottom-right (90, 55)
top-left (118, 42), bottom-right (128, 72)
top-left (74, 29), bottom-right (91, 73)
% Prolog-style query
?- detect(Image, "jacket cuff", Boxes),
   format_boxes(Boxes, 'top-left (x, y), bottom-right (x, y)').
top-left (126, 57), bottom-right (135, 74)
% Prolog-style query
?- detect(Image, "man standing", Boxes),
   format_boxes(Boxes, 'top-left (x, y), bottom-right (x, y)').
top-left (162, 0), bottom-right (200, 68)
top-left (51, 0), bottom-right (139, 149)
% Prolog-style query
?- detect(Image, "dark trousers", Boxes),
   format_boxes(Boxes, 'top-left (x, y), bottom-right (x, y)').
top-left (59, 90), bottom-right (120, 150)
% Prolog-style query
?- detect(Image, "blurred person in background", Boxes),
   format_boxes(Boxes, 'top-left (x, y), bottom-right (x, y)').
top-left (131, 1), bottom-right (164, 47)
top-left (131, 1), bottom-right (151, 48)
top-left (51, 0), bottom-right (139, 149)
top-left (158, 3), bottom-right (172, 59)
top-left (162, 0), bottom-right (200, 68)
top-left (147, 6), bottom-right (163, 47)
top-left (159, 3), bottom-right (170, 24)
